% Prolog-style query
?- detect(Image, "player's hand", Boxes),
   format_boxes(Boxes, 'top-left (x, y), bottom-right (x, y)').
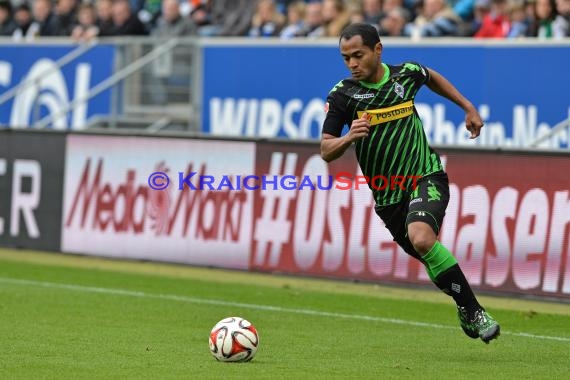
top-left (465, 108), bottom-right (483, 139)
top-left (348, 112), bottom-right (371, 142)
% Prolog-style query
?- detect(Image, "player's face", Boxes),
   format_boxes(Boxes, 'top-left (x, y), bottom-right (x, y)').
top-left (340, 35), bottom-right (381, 82)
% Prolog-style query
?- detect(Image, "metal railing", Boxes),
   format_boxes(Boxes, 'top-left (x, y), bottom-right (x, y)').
top-left (0, 40), bottom-right (98, 107)
top-left (529, 117), bottom-right (570, 148)
top-left (0, 36), bottom-right (201, 132)
top-left (34, 38), bottom-right (182, 129)
top-left (97, 37), bottom-right (201, 132)
top-left (2, 37), bottom-right (570, 145)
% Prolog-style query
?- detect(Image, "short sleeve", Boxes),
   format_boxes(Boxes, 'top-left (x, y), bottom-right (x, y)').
top-left (322, 90), bottom-right (347, 137)
top-left (404, 61), bottom-right (430, 86)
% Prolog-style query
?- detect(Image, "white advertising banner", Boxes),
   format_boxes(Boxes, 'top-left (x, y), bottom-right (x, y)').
top-left (62, 135), bottom-right (255, 269)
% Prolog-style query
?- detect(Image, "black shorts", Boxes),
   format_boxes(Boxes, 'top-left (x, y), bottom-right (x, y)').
top-left (374, 171), bottom-right (450, 261)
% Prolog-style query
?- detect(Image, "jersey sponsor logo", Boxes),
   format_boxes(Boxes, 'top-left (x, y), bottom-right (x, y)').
top-left (353, 93), bottom-right (374, 99)
top-left (394, 82), bottom-right (404, 99)
top-left (357, 100), bottom-right (414, 126)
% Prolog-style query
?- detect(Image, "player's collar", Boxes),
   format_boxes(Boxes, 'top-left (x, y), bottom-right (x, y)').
top-left (359, 63), bottom-right (390, 89)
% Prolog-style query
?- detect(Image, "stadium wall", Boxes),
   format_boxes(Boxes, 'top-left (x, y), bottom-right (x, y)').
top-left (1, 129), bottom-right (570, 301)
top-left (201, 39), bottom-right (570, 148)
top-left (0, 130), bottom-right (65, 250)
top-left (1, 39), bottom-right (569, 150)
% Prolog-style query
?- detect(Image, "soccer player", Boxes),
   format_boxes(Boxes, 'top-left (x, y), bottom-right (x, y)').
top-left (320, 23), bottom-right (500, 343)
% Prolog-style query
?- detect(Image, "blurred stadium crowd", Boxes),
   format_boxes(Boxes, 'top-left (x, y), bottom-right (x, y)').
top-left (0, 0), bottom-right (568, 41)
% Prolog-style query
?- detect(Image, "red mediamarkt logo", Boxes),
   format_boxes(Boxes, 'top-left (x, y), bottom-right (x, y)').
top-left (65, 159), bottom-right (247, 239)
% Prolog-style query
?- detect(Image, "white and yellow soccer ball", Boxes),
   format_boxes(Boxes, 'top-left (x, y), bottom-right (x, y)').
top-left (209, 317), bottom-right (259, 362)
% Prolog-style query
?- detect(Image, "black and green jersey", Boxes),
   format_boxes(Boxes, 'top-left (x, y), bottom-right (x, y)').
top-left (322, 61), bottom-right (443, 206)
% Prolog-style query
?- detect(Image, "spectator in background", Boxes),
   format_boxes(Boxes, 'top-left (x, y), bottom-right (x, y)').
top-left (275, 0), bottom-right (300, 14)
top-left (71, 2), bottom-right (98, 40)
top-left (474, 0), bottom-right (510, 37)
top-left (95, 0), bottom-right (114, 36)
top-left (188, 3), bottom-right (212, 30)
top-left (531, 0), bottom-right (558, 37)
top-left (31, 0), bottom-right (60, 36)
top-left (379, 6), bottom-right (411, 35)
top-left (553, 0), bottom-right (570, 36)
top-left (362, 0), bottom-right (383, 24)
top-left (506, 0), bottom-right (529, 37)
top-left (294, 1), bottom-right (325, 37)
top-left (152, 0), bottom-right (197, 36)
top-left (149, 0), bottom-right (196, 105)
top-left (448, 0), bottom-right (476, 21)
top-left (110, 0), bottom-right (147, 35)
top-left (53, 0), bottom-right (78, 36)
top-left (138, 0), bottom-right (162, 31)
top-left (249, 0), bottom-right (286, 37)
top-left (322, 0), bottom-right (352, 37)
top-left (129, 0), bottom-right (145, 14)
top-left (465, 0), bottom-right (491, 34)
top-left (204, 0), bottom-right (257, 36)
top-left (347, 1), bottom-right (366, 23)
top-left (0, 1), bottom-right (16, 36)
top-left (404, 0), bottom-right (463, 37)
top-left (382, 0), bottom-right (407, 20)
top-left (12, 3), bottom-right (34, 40)
top-left (280, 0), bottom-right (306, 38)
top-left (523, 0), bottom-right (537, 28)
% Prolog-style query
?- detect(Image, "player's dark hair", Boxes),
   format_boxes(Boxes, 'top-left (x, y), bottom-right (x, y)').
top-left (339, 23), bottom-right (381, 50)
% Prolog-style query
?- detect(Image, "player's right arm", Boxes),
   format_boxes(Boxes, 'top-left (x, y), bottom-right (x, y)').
top-left (320, 88), bottom-right (370, 163)
top-left (321, 113), bottom-right (370, 162)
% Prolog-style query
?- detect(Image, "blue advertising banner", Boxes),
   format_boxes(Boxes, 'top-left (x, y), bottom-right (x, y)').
top-left (202, 41), bottom-right (570, 148)
top-left (0, 44), bottom-right (115, 130)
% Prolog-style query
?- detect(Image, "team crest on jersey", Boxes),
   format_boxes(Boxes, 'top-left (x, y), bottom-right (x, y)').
top-left (394, 82), bottom-right (404, 99)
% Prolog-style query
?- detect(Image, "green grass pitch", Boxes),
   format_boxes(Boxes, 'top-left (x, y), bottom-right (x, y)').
top-left (1, 248), bottom-right (569, 379)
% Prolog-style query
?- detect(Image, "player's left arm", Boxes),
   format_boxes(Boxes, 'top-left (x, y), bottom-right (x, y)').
top-left (425, 68), bottom-right (483, 139)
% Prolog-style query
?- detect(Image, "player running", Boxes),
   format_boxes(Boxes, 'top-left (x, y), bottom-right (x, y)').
top-left (320, 23), bottom-right (500, 343)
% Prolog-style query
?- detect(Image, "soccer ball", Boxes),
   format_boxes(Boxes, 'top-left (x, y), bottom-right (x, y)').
top-left (209, 317), bottom-right (259, 362)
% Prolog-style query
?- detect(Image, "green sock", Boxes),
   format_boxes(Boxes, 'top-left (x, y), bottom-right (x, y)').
top-left (422, 241), bottom-right (458, 279)
top-left (423, 242), bottom-right (480, 309)
top-left (424, 265), bottom-right (436, 282)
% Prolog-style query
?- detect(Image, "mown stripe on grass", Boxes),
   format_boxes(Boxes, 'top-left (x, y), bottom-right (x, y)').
top-left (1, 276), bottom-right (569, 343)
top-left (2, 249), bottom-right (569, 316)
